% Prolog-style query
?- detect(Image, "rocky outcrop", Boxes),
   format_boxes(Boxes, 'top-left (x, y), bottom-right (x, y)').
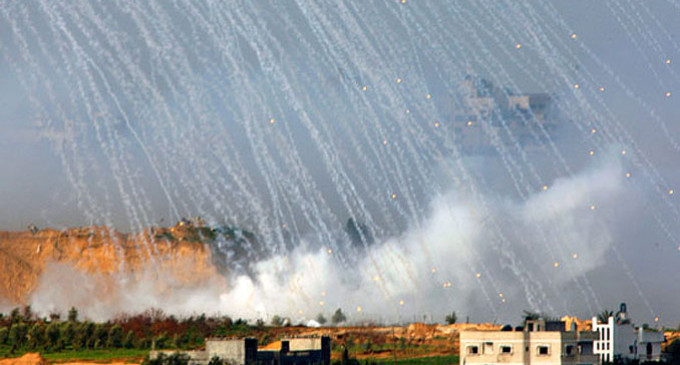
top-left (0, 224), bottom-right (223, 306)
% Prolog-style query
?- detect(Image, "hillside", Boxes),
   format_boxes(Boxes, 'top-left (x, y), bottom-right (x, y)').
top-left (0, 223), bottom-right (234, 307)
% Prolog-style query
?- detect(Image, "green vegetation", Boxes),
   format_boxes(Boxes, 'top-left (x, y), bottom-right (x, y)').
top-left (0, 306), bottom-right (263, 358)
top-left (332, 308), bottom-right (347, 324)
top-left (444, 311), bottom-right (457, 325)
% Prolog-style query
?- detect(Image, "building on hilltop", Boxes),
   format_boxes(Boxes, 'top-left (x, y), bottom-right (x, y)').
top-left (150, 336), bottom-right (330, 365)
top-left (592, 303), bottom-right (665, 363)
top-left (460, 316), bottom-right (598, 365)
top-left (452, 75), bottom-right (558, 154)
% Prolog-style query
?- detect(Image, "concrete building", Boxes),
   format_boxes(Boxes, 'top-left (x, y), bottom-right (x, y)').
top-left (454, 75), bottom-right (557, 154)
top-left (150, 336), bottom-right (330, 365)
top-left (460, 318), bottom-right (598, 365)
top-left (592, 303), bottom-right (665, 363)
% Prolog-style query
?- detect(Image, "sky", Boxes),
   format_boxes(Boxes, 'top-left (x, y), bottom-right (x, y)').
top-left (0, 1), bottom-right (679, 325)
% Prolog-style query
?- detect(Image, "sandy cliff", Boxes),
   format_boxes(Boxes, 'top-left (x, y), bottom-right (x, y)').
top-left (0, 224), bottom-right (222, 307)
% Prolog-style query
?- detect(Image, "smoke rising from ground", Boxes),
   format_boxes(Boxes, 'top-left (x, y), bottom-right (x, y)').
top-left (28, 153), bottom-right (628, 323)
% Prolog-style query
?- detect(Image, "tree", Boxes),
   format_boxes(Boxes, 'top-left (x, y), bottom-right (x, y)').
top-left (123, 331), bottom-right (137, 349)
top-left (45, 322), bottom-right (62, 351)
top-left (68, 307), bottom-right (79, 322)
top-left (597, 310), bottom-right (614, 323)
top-left (316, 313), bottom-right (327, 325)
top-left (27, 324), bottom-right (45, 350)
top-left (332, 308), bottom-right (347, 325)
top-left (22, 305), bottom-right (34, 321)
top-left (667, 339), bottom-right (680, 365)
top-left (107, 324), bottom-right (124, 348)
top-left (208, 356), bottom-right (223, 365)
top-left (270, 315), bottom-right (283, 327)
top-left (445, 311), bottom-right (457, 324)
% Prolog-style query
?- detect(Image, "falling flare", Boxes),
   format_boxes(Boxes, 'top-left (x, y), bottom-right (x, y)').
top-left (405, 109), bottom-right (410, 114)
top-left (476, 273), bottom-right (481, 278)
top-left (654, 316), bottom-right (659, 322)
top-left (499, 293), bottom-right (504, 298)
top-left (399, 300), bottom-right (404, 305)
top-left (434, 122), bottom-right (440, 128)
top-left (542, 185), bottom-right (549, 191)
top-left (382, 139), bottom-right (388, 145)
top-left (396, 77), bottom-right (402, 83)
top-left (590, 205), bottom-right (596, 210)
top-left (666, 91), bottom-right (671, 97)
top-left (621, 149), bottom-right (627, 155)
top-left (589, 150), bottom-right (595, 156)
top-left (515, 43), bottom-right (522, 49)
top-left (570, 33), bottom-right (577, 40)
top-left (553, 262), bottom-right (560, 268)
top-left (269, 118), bottom-right (276, 124)
top-left (391, 193), bottom-right (397, 199)
top-left (599, 86), bottom-right (605, 92)
top-left (665, 59), bottom-right (671, 64)
top-left (572, 253), bottom-right (579, 259)
top-left (574, 83), bottom-right (580, 89)
top-left (327, 248), bottom-right (333, 254)
top-left (467, 121), bottom-right (473, 127)
top-left (625, 172), bottom-right (631, 178)
top-left (362, 85), bottom-right (367, 91)
top-left (669, 189), bottom-right (674, 195)
top-left (319, 301), bottom-right (324, 306)
top-left (426, 94), bottom-right (432, 99)
top-left (356, 306), bottom-right (362, 312)
top-left (591, 128), bottom-right (597, 134)
top-left (431, 267), bottom-right (437, 273)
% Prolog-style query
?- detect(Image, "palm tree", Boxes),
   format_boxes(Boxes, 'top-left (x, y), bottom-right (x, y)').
top-left (597, 310), bottom-right (614, 323)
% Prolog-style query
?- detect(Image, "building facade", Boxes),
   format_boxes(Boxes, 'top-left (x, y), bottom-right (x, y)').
top-left (460, 319), bottom-right (598, 365)
top-left (150, 336), bottom-right (330, 365)
top-left (592, 304), bottom-right (665, 363)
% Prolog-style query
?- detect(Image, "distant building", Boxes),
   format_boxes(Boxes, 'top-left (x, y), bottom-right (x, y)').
top-left (460, 317), bottom-right (598, 365)
top-left (592, 303), bottom-right (665, 363)
top-left (150, 336), bottom-right (330, 365)
top-left (453, 75), bottom-right (557, 154)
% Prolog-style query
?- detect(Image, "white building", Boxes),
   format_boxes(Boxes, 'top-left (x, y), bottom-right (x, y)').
top-left (592, 304), bottom-right (665, 363)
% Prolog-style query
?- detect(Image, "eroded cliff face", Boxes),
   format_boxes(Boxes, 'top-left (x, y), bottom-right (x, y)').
top-left (0, 225), bottom-right (224, 308)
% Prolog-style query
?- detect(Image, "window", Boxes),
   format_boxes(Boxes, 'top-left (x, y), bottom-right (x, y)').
top-left (500, 345), bottom-right (513, 354)
top-left (629, 345), bottom-right (634, 354)
top-left (467, 345), bottom-right (479, 355)
top-left (484, 342), bottom-right (494, 354)
top-left (565, 345), bottom-right (575, 356)
top-left (537, 345), bottom-right (550, 355)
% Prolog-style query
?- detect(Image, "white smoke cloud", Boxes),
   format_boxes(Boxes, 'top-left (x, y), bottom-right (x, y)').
top-left (29, 155), bottom-right (628, 323)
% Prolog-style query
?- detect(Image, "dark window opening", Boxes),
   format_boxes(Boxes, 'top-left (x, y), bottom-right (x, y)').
top-left (538, 346), bottom-right (550, 355)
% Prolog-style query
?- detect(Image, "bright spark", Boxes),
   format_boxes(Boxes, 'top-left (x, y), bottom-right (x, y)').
top-left (426, 94), bottom-right (432, 99)
top-left (554, 262), bottom-right (560, 268)
top-left (515, 43), bottom-right (522, 49)
top-left (574, 83), bottom-right (580, 89)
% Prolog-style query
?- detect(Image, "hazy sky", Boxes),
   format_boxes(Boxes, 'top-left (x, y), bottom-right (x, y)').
top-left (0, 1), bottom-right (679, 325)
